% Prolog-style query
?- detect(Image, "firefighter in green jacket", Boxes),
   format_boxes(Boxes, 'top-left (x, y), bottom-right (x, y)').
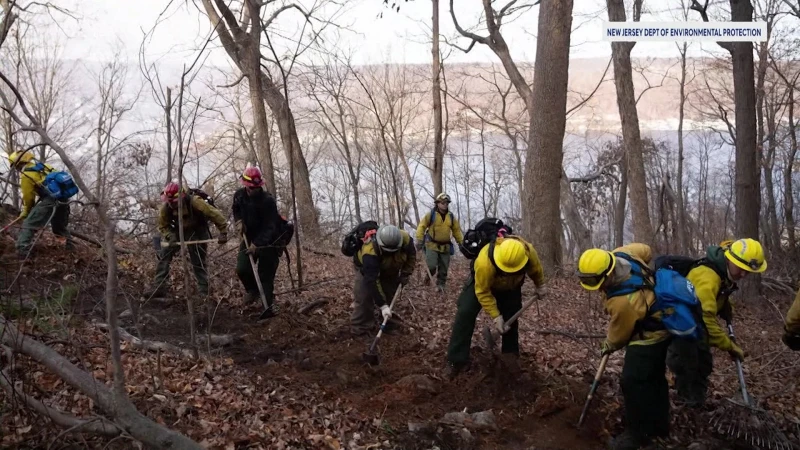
top-left (145, 182), bottom-right (228, 297)
top-left (578, 243), bottom-right (672, 450)
top-left (351, 225), bottom-right (416, 335)
top-left (667, 238), bottom-right (765, 407)
top-left (415, 193), bottom-right (463, 292)
top-left (784, 289), bottom-right (800, 351)
top-left (445, 235), bottom-right (546, 379)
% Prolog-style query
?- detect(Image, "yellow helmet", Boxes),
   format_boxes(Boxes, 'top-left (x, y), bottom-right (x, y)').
top-left (435, 193), bottom-right (451, 203)
top-left (493, 238), bottom-right (528, 273)
top-left (577, 248), bottom-right (616, 291)
top-left (724, 238), bottom-right (767, 273)
top-left (8, 150), bottom-right (33, 168)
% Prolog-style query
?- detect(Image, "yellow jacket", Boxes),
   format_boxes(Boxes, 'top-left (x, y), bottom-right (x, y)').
top-left (157, 195), bottom-right (228, 240)
top-left (473, 235), bottom-right (544, 318)
top-left (416, 209), bottom-right (463, 252)
top-left (602, 243), bottom-right (670, 350)
top-left (786, 289), bottom-right (800, 334)
top-left (357, 230), bottom-right (416, 306)
top-left (686, 265), bottom-right (737, 352)
top-left (18, 162), bottom-right (53, 218)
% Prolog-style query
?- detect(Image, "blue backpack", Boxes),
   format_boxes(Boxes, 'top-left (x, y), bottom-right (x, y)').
top-left (26, 162), bottom-right (79, 200)
top-left (606, 252), bottom-right (701, 341)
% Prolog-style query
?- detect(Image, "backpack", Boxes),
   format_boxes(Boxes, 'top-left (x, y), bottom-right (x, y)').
top-left (188, 188), bottom-right (215, 207)
top-left (25, 162), bottom-right (79, 200)
top-left (341, 220), bottom-right (379, 257)
top-left (459, 217), bottom-right (513, 259)
top-left (606, 252), bottom-right (702, 341)
top-left (273, 215), bottom-right (294, 251)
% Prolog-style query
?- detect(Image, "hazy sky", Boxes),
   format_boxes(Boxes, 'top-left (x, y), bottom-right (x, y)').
top-left (52, 0), bottom-right (737, 68)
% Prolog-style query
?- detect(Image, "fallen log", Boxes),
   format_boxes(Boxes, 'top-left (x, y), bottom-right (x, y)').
top-left (0, 365), bottom-right (120, 437)
top-left (95, 323), bottom-right (195, 358)
top-left (298, 298), bottom-right (329, 315)
top-left (0, 316), bottom-right (202, 449)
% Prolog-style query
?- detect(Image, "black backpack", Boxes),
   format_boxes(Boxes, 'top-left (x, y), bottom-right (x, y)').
top-left (653, 255), bottom-right (726, 280)
top-left (459, 218), bottom-right (513, 259)
top-left (188, 188), bottom-right (215, 207)
top-left (341, 220), bottom-right (380, 257)
top-left (273, 215), bottom-right (295, 250)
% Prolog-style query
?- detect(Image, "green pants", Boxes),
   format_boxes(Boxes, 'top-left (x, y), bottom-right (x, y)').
top-left (351, 270), bottom-right (399, 334)
top-left (447, 275), bottom-right (521, 365)
top-left (666, 331), bottom-right (712, 406)
top-left (152, 229), bottom-right (209, 295)
top-left (236, 242), bottom-right (280, 307)
top-left (16, 196), bottom-right (72, 253)
top-left (425, 248), bottom-right (451, 287)
top-left (621, 339), bottom-right (671, 440)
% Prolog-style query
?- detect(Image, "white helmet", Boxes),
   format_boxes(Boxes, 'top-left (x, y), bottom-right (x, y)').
top-left (376, 225), bottom-right (402, 252)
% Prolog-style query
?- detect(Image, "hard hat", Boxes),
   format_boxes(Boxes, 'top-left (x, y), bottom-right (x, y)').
top-left (724, 238), bottom-right (767, 273)
top-left (160, 182), bottom-right (182, 204)
top-left (241, 166), bottom-right (264, 187)
top-left (376, 225), bottom-right (402, 252)
top-left (8, 151), bottom-right (33, 168)
top-left (435, 193), bottom-right (451, 203)
top-left (493, 238), bottom-right (529, 273)
top-left (577, 248), bottom-right (616, 290)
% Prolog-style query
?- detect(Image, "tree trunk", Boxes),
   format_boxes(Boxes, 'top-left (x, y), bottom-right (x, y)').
top-left (522, 0), bottom-right (573, 273)
top-left (763, 97), bottom-right (780, 253)
top-left (561, 174), bottom-right (592, 252)
top-left (676, 43), bottom-right (689, 253)
top-left (248, 75), bottom-right (277, 194)
top-left (431, 0), bottom-right (444, 195)
top-left (166, 87), bottom-right (173, 183)
top-left (729, 0), bottom-right (760, 297)
top-left (785, 85), bottom-right (797, 253)
top-left (614, 157), bottom-right (628, 248)
top-left (607, 0), bottom-right (653, 247)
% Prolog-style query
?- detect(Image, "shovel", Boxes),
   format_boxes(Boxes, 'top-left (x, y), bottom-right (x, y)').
top-left (242, 235), bottom-right (274, 321)
top-left (362, 285), bottom-right (404, 366)
top-left (483, 293), bottom-right (542, 350)
top-left (577, 353), bottom-right (609, 427)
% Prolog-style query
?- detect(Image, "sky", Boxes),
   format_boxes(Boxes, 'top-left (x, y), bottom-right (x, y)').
top-left (49, 0), bottom-right (739, 69)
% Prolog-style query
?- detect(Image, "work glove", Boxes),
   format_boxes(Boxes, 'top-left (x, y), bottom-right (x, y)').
top-left (399, 274), bottom-right (409, 286)
top-left (535, 285), bottom-right (548, 299)
top-left (380, 305), bottom-right (392, 322)
top-left (165, 233), bottom-right (177, 245)
top-left (493, 315), bottom-right (506, 334)
top-left (18, 211), bottom-right (28, 220)
top-left (246, 243), bottom-right (258, 255)
top-left (600, 340), bottom-right (614, 357)
top-left (728, 342), bottom-right (746, 361)
top-left (782, 327), bottom-right (800, 351)
top-left (217, 233), bottom-right (228, 245)
top-left (718, 300), bottom-right (733, 323)
top-left (234, 220), bottom-right (244, 237)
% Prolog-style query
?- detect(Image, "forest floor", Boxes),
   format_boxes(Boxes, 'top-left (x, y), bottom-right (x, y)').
top-left (0, 230), bottom-right (799, 450)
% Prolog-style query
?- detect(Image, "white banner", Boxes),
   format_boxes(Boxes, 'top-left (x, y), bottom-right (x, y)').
top-left (602, 22), bottom-right (767, 42)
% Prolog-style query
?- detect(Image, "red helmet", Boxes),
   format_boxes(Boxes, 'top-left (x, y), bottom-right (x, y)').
top-left (241, 166), bottom-right (264, 187)
top-left (160, 182), bottom-right (182, 204)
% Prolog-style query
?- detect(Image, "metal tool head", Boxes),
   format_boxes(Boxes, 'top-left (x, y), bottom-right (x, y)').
top-left (362, 350), bottom-right (380, 366)
top-left (483, 324), bottom-right (497, 349)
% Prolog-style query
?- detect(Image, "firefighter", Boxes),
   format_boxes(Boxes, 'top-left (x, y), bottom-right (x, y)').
top-left (233, 167), bottom-right (283, 318)
top-left (145, 182), bottom-right (228, 297)
top-left (351, 225), bottom-right (415, 335)
top-left (577, 244), bottom-right (670, 450)
top-left (415, 193), bottom-right (463, 292)
top-left (667, 239), bottom-right (765, 406)
top-left (445, 235), bottom-right (546, 379)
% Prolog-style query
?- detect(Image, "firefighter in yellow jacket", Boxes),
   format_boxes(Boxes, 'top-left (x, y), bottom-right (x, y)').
top-left (577, 244), bottom-right (671, 450)
top-left (445, 235), bottom-right (546, 378)
top-left (666, 238), bottom-right (765, 407)
top-left (351, 225), bottom-right (416, 335)
top-left (784, 289), bottom-right (800, 351)
top-left (416, 193), bottom-right (463, 292)
top-left (9, 151), bottom-right (74, 257)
